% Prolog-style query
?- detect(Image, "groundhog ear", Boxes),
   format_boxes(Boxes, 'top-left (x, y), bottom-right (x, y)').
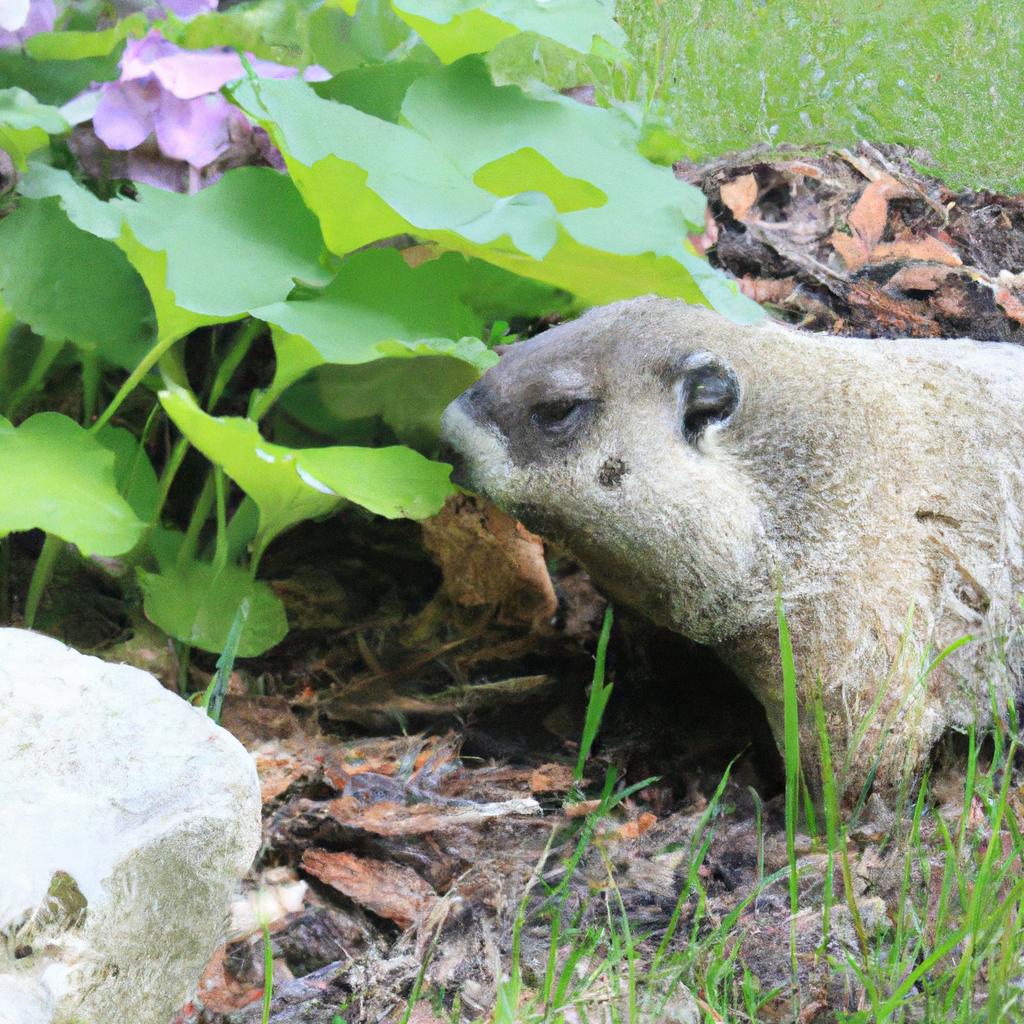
top-left (678, 356), bottom-right (740, 441)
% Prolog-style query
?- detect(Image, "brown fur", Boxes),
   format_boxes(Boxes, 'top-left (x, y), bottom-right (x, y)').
top-left (440, 298), bottom-right (1024, 798)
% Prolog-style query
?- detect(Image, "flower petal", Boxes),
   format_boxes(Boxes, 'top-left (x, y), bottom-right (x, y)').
top-left (0, 0), bottom-right (55, 46)
top-left (157, 0), bottom-right (218, 18)
top-left (154, 91), bottom-right (241, 168)
top-left (93, 79), bottom-right (159, 152)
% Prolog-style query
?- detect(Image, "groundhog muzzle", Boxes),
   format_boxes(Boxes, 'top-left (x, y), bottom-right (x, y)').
top-left (439, 297), bottom-right (1024, 800)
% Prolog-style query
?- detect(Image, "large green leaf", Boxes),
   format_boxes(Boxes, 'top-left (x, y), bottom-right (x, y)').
top-left (0, 413), bottom-right (145, 556)
top-left (138, 560), bottom-right (288, 657)
top-left (160, 387), bottom-right (454, 555)
top-left (116, 167), bottom-right (332, 318)
top-left (354, 0), bottom-right (625, 63)
top-left (229, 59), bottom-right (762, 320)
top-left (0, 197), bottom-right (154, 363)
top-left (18, 164), bottom-right (333, 344)
top-left (254, 248), bottom-right (483, 361)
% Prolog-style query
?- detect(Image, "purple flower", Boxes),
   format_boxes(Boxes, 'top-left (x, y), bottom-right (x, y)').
top-left (71, 30), bottom-right (328, 192)
top-left (156, 0), bottom-right (218, 17)
top-left (0, 0), bottom-right (55, 48)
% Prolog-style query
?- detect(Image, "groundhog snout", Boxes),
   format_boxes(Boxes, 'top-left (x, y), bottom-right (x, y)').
top-left (439, 383), bottom-right (494, 487)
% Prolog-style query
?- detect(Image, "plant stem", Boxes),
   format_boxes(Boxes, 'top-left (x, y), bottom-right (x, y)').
top-left (179, 473), bottom-right (215, 569)
top-left (208, 319), bottom-right (263, 413)
top-left (24, 534), bottom-right (63, 629)
top-left (81, 350), bottom-right (100, 425)
top-left (90, 334), bottom-right (180, 434)
top-left (0, 536), bottom-right (9, 623)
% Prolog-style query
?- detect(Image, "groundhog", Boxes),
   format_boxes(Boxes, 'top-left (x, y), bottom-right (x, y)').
top-left (439, 298), bottom-right (1024, 800)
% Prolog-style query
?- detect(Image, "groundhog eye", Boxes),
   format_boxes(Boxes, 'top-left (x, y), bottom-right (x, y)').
top-left (531, 398), bottom-right (587, 432)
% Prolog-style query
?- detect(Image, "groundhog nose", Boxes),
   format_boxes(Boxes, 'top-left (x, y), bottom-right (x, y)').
top-left (437, 438), bottom-right (468, 486)
top-left (456, 380), bottom-right (490, 422)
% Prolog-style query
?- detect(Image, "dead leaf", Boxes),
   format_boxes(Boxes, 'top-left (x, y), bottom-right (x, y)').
top-left (687, 205), bottom-right (720, 254)
top-left (616, 812), bottom-right (658, 841)
top-left (719, 173), bottom-right (759, 221)
top-left (302, 849), bottom-right (437, 929)
top-left (847, 281), bottom-right (942, 336)
top-left (192, 946), bottom-right (264, 1014)
top-left (848, 174), bottom-right (912, 249)
top-left (322, 735), bottom-right (448, 790)
top-left (564, 799), bottom-right (601, 818)
top-left (870, 235), bottom-right (962, 266)
top-left (221, 695), bottom-right (300, 747)
top-left (830, 230), bottom-right (870, 270)
top-left (423, 494), bottom-right (557, 625)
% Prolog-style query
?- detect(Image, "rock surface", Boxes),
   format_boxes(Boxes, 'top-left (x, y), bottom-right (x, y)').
top-left (0, 628), bottom-right (261, 1024)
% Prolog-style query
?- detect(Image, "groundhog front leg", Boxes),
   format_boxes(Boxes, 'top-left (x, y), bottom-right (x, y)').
top-left (720, 630), bottom-right (944, 807)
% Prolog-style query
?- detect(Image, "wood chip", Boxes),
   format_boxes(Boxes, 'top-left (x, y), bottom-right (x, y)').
top-left (302, 849), bottom-right (437, 930)
top-left (326, 795), bottom-right (542, 835)
top-left (529, 763), bottom-right (576, 793)
top-left (995, 287), bottom-right (1024, 325)
top-left (887, 264), bottom-right (955, 293)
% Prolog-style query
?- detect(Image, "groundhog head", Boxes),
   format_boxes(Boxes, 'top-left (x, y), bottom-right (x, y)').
top-left (440, 298), bottom-right (775, 644)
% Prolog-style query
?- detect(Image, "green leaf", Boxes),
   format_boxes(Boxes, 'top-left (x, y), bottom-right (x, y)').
top-left (254, 248), bottom-right (486, 365)
top-left (24, 14), bottom-right (146, 60)
top-left (281, 355), bottom-right (482, 449)
top-left (309, 0), bottom-right (422, 71)
top-left (230, 59), bottom-right (763, 320)
top-left (138, 560), bottom-right (288, 657)
top-left (0, 88), bottom-right (68, 133)
top-left (382, 0), bottom-right (626, 63)
top-left (19, 162), bottom-right (122, 239)
top-left (0, 197), bottom-right (154, 363)
top-left (0, 413), bottom-right (145, 556)
top-left (0, 51), bottom-right (119, 107)
top-left (251, 249), bottom-right (499, 413)
top-left (171, 0), bottom-right (322, 62)
top-left (160, 386), bottom-right (454, 556)
top-left (0, 87), bottom-right (68, 168)
top-left (97, 425), bottom-right (160, 527)
top-left (117, 167), bottom-right (332, 319)
top-left (313, 61), bottom-right (435, 121)
top-left (19, 164), bottom-right (333, 345)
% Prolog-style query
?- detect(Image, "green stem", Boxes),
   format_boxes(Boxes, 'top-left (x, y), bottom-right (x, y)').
top-left (24, 534), bottom-right (63, 629)
top-left (176, 641), bottom-right (191, 695)
top-left (179, 474), bottom-right (215, 570)
top-left (153, 437), bottom-right (190, 523)
top-left (0, 536), bottom-right (9, 624)
top-left (212, 467), bottom-right (228, 572)
top-left (90, 334), bottom-right (180, 434)
top-left (208, 319), bottom-right (263, 413)
top-left (81, 350), bottom-right (100, 425)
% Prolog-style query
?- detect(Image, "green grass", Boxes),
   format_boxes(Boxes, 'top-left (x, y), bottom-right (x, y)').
top-left (399, 598), bottom-right (1024, 1022)
top-left (491, 1), bottom-right (1024, 193)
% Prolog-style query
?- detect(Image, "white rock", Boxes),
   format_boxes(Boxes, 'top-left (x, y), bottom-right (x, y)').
top-left (0, 628), bottom-right (262, 1024)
